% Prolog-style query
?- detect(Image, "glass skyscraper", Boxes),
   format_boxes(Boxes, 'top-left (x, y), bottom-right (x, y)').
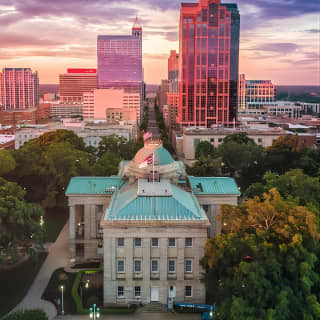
top-left (177, 0), bottom-right (240, 127)
top-left (97, 18), bottom-right (143, 88)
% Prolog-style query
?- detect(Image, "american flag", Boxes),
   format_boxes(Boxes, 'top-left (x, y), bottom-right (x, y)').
top-left (139, 152), bottom-right (154, 168)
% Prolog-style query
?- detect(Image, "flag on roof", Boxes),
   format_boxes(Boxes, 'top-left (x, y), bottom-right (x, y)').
top-left (139, 152), bottom-right (154, 168)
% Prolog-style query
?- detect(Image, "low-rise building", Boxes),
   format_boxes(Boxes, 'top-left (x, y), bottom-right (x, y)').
top-left (14, 121), bottom-right (137, 149)
top-left (0, 134), bottom-right (15, 149)
top-left (50, 102), bottom-right (83, 119)
top-left (178, 127), bottom-right (289, 161)
top-left (66, 140), bottom-right (240, 305)
top-left (83, 89), bottom-right (141, 123)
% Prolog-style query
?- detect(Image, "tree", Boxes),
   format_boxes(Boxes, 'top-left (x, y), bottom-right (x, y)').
top-left (186, 156), bottom-right (221, 177)
top-left (265, 135), bottom-right (300, 174)
top-left (34, 129), bottom-right (85, 151)
top-left (217, 136), bottom-right (266, 190)
top-left (244, 169), bottom-right (320, 210)
top-left (44, 142), bottom-right (93, 207)
top-left (195, 141), bottom-right (216, 159)
top-left (97, 135), bottom-right (128, 158)
top-left (0, 150), bottom-right (16, 177)
top-left (202, 189), bottom-right (320, 320)
top-left (92, 152), bottom-right (120, 176)
top-left (294, 148), bottom-right (320, 177)
top-left (0, 178), bottom-right (45, 257)
top-left (223, 132), bottom-right (255, 145)
top-left (9, 143), bottom-right (51, 204)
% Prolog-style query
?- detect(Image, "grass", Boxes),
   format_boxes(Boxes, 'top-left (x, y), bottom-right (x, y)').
top-left (44, 207), bottom-right (68, 242)
top-left (0, 252), bottom-right (47, 318)
top-left (42, 268), bottom-right (77, 315)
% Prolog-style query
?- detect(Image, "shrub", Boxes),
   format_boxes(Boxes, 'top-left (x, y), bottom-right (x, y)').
top-left (87, 296), bottom-right (100, 307)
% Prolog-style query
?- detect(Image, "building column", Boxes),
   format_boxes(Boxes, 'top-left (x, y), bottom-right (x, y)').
top-left (160, 238), bottom-right (168, 304)
top-left (69, 205), bottom-right (76, 239)
top-left (104, 237), bottom-right (116, 304)
top-left (84, 204), bottom-right (91, 240)
top-left (142, 238), bottom-right (151, 303)
top-left (90, 205), bottom-right (97, 239)
top-left (176, 238), bottom-right (185, 301)
top-left (69, 205), bottom-right (76, 260)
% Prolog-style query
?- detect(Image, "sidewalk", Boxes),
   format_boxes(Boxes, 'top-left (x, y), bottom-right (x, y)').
top-left (13, 220), bottom-right (69, 320)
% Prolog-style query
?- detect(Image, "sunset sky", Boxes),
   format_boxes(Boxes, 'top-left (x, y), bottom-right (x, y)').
top-left (0, 0), bottom-right (319, 85)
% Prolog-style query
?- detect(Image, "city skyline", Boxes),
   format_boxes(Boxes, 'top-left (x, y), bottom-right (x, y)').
top-left (0, 0), bottom-right (319, 85)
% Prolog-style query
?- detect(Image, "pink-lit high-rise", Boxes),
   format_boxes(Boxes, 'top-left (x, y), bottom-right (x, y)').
top-left (0, 68), bottom-right (39, 110)
top-left (177, 0), bottom-right (240, 127)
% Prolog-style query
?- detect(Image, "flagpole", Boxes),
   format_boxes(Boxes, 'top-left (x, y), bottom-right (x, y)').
top-left (152, 151), bottom-right (155, 183)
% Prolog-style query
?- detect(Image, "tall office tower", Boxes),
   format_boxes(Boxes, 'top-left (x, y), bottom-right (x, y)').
top-left (158, 79), bottom-right (170, 109)
top-left (97, 18), bottom-right (142, 88)
top-left (0, 68), bottom-right (39, 110)
top-left (177, 0), bottom-right (240, 128)
top-left (167, 50), bottom-right (180, 130)
top-left (59, 69), bottom-right (97, 103)
top-left (97, 17), bottom-right (143, 122)
top-left (168, 50), bottom-right (179, 93)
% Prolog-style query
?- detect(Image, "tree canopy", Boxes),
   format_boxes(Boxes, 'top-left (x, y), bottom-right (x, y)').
top-left (203, 189), bottom-right (320, 320)
top-left (245, 169), bottom-right (320, 210)
top-left (195, 141), bottom-right (216, 159)
top-left (0, 149), bottom-right (16, 177)
top-left (0, 178), bottom-right (45, 259)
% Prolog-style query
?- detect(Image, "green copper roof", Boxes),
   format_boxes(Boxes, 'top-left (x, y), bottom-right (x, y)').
top-left (188, 176), bottom-right (241, 195)
top-left (66, 177), bottom-right (122, 195)
top-left (154, 147), bottom-right (174, 165)
top-left (105, 182), bottom-right (207, 221)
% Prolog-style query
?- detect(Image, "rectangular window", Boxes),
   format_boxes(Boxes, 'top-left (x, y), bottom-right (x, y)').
top-left (134, 238), bottom-right (142, 247)
top-left (151, 260), bottom-right (158, 272)
top-left (185, 259), bottom-right (193, 272)
top-left (185, 238), bottom-right (193, 247)
top-left (96, 205), bottom-right (103, 213)
top-left (185, 286), bottom-right (192, 297)
top-left (152, 238), bottom-right (159, 247)
top-left (118, 286), bottom-right (124, 298)
top-left (168, 238), bottom-right (176, 247)
top-left (117, 238), bottom-right (124, 247)
top-left (168, 260), bottom-right (176, 273)
top-left (134, 260), bottom-right (141, 272)
top-left (117, 260), bottom-right (125, 273)
top-left (134, 286), bottom-right (141, 298)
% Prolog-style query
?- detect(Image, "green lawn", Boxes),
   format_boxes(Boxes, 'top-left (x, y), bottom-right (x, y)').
top-left (44, 207), bottom-right (68, 242)
top-left (43, 268), bottom-right (77, 315)
top-left (0, 252), bottom-right (47, 317)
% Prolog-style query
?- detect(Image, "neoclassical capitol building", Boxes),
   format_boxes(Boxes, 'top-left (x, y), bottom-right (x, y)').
top-left (66, 140), bottom-right (240, 305)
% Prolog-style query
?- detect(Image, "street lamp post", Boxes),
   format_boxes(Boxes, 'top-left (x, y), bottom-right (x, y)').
top-left (60, 285), bottom-right (64, 315)
top-left (89, 304), bottom-right (100, 319)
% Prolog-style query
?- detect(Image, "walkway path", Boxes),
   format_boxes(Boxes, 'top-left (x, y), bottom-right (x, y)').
top-left (13, 220), bottom-right (69, 320)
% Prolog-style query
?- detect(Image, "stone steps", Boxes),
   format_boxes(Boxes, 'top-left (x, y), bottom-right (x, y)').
top-left (142, 302), bottom-right (167, 313)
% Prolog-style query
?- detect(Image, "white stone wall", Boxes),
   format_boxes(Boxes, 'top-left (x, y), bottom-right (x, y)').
top-left (103, 226), bottom-right (207, 305)
top-left (182, 132), bottom-right (282, 160)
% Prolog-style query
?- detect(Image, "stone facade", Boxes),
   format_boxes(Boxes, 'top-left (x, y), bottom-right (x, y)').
top-left (102, 226), bottom-right (207, 305)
